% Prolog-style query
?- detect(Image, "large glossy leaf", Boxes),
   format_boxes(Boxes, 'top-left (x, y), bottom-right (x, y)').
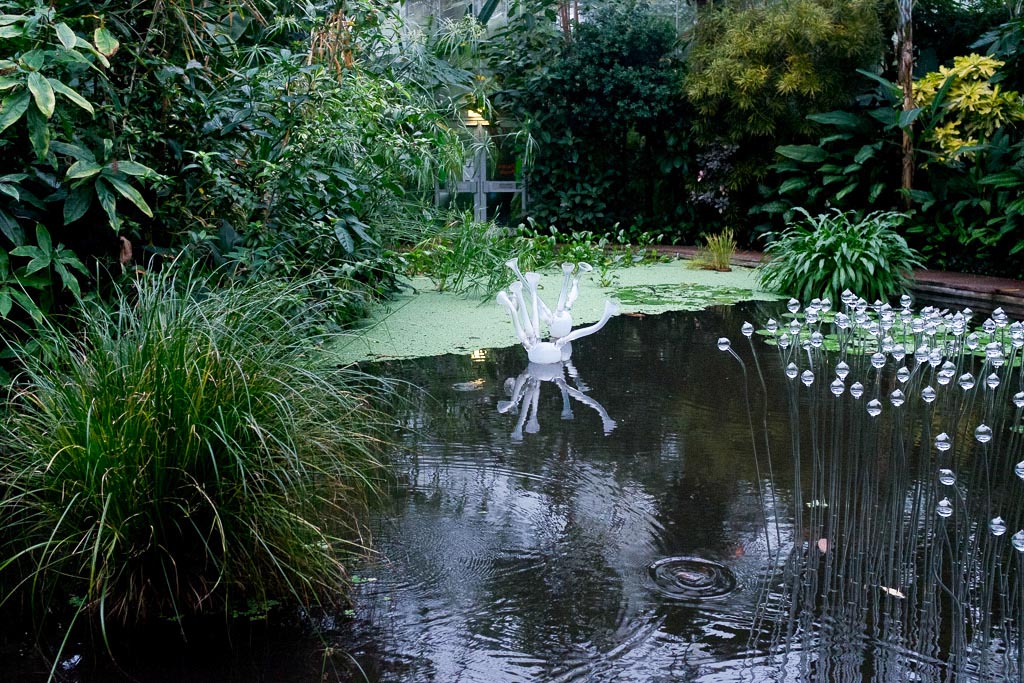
top-left (115, 160), bottom-right (156, 177)
top-left (25, 105), bottom-right (50, 159)
top-left (806, 111), bottom-right (862, 129)
top-left (50, 141), bottom-right (96, 162)
top-left (334, 224), bottom-right (354, 253)
top-left (66, 160), bottom-right (102, 180)
top-left (74, 36), bottom-right (109, 68)
top-left (854, 144), bottom-right (879, 164)
top-left (63, 185), bottom-right (92, 224)
top-left (53, 260), bottom-right (81, 297)
top-left (95, 179), bottom-right (119, 230)
top-left (104, 174), bottom-right (153, 217)
top-left (0, 208), bottom-right (24, 245)
top-left (10, 289), bottom-right (43, 321)
top-left (49, 79), bottom-right (94, 115)
top-left (347, 216), bottom-right (377, 246)
top-left (27, 72), bottom-right (55, 118)
top-left (978, 171), bottom-right (1023, 188)
top-left (10, 242), bottom-right (48, 274)
top-left (776, 145), bottom-right (827, 163)
top-left (898, 107), bottom-right (920, 129)
top-left (34, 224), bottom-right (52, 254)
top-left (868, 182), bottom-right (885, 203)
top-left (55, 23), bottom-right (77, 51)
top-left (779, 178), bottom-right (808, 194)
top-left (0, 288), bottom-right (11, 318)
top-left (93, 27), bottom-right (119, 58)
top-left (0, 90), bottom-right (30, 133)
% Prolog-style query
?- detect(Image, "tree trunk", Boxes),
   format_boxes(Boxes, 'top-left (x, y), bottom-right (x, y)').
top-left (897, 1), bottom-right (915, 209)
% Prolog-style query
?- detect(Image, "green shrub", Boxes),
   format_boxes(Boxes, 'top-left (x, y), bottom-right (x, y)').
top-left (402, 211), bottom-right (541, 293)
top-left (505, 2), bottom-right (692, 235)
top-left (685, 0), bottom-right (883, 142)
top-left (0, 271), bottom-right (388, 640)
top-left (757, 209), bottom-right (923, 302)
top-left (914, 54), bottom-right (1024, 161)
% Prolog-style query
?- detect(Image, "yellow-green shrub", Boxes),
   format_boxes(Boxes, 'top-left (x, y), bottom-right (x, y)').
top-left (915, 54), bottom-right (1024, 160)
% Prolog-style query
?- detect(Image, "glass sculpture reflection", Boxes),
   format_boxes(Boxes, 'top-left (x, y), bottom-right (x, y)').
top-left (497, 359), bottom-right (616, 440)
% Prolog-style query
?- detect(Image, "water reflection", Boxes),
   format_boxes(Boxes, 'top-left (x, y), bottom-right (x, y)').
top-left (497, 360), bottom-right (616, 440)
top-left (334, 300), bottom-right (1021, 683)
top-left (336, 304), bottom-right (795, 682)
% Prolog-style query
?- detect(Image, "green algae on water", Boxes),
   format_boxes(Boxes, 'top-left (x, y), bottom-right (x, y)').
top-left (333, 261), bottom-right (780, 363)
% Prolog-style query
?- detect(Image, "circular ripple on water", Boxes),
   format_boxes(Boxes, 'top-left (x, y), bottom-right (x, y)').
top-left (647, 556), bottom-right (737, 600)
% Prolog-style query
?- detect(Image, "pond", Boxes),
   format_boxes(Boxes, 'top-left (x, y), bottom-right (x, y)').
top-left (329, 300), bottom-right (1023, 682)
top-left (7, 299), bottom-right (1020, 682)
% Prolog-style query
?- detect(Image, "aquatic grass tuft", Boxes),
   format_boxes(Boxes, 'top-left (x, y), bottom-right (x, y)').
top-left (0, 272), bottom-right (389, 643)
top-left (402, 210), bottom-right (534, 293)
top-left (402, 211), bottom-right (656, 295)
top-left (689, 227), bottom-right (737, 272)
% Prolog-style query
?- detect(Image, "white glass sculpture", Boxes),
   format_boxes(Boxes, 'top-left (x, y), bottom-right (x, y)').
top-left (496, 258), bottom-right (619, 364)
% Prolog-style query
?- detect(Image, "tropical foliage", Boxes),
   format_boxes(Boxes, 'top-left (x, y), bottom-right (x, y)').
top-left (757, 209), bottom-right (923, 302)
top-left (685, 0), bottom-right (882, 142)
top-left (914, 54), bottom-right (1024, 160)
top-left (0, 0), bottom-right (475, 339)
top-left (492, 1), bottom-right (691, 238)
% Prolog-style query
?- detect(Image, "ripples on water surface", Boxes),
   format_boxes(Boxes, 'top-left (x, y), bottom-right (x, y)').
top-left (328, 302), bottom-right (1020, 682)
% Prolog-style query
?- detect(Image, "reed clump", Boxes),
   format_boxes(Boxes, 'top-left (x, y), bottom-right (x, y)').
top-left (689, 228), bottom-right (737, 272)
top-left (0, 272), bottom-right (388, 636)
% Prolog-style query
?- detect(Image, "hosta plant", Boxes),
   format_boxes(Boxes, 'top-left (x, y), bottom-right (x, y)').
top-left (757, 209), bottom-right (923, 302)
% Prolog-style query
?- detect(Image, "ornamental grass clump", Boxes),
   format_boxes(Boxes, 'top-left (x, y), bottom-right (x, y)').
top-left (757, 208), bottom-right (923, 302)
top-left (689, 228), bottom-right (737, 271)
top-left (0, 272), bottom-right (388, 638)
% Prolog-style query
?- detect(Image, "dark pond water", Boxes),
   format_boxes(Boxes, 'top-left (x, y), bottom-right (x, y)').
top-left (7, 301), bottom-right (1021, 682)
top-left (329, 300), bottom-right (1023, 683)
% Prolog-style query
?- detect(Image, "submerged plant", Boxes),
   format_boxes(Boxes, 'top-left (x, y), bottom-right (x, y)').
top-left (757, 208), bottom-right (922, 302)
top-left (0, 272), bottom-right (388, 651)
